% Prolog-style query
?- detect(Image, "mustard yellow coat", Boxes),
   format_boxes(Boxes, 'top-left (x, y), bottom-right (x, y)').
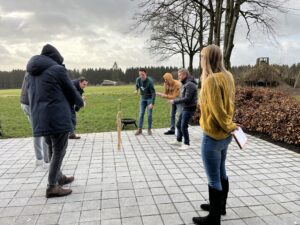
top-left (199, 72), bottom-right (237, 140)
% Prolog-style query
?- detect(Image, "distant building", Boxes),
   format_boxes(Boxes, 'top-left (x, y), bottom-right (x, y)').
top-left (256, 57), bottom-right (269, 66)
top-left (101, 80), bottom-right (118, 86)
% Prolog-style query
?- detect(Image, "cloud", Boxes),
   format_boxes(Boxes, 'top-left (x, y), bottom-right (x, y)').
top-left (0, 0), bottom-right (300, 71)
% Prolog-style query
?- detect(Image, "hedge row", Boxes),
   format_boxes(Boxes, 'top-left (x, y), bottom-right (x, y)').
top-left (193, 87), bottom-right (300, 145)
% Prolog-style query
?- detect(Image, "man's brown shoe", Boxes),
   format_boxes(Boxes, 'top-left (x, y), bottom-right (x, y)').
top-left (135, 128), bottom-right (142, 135)
top-left (46, 185), bottom-right (72, 198)
top-left (58, 175), bottom-right (74, 186)
top-left (69, 133), bottom-right (81, 139)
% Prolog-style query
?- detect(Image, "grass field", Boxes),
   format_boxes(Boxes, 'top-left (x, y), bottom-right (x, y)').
top-left (1, 86), bottom-right (299, 139)
top-left (0, 85), bottom-right (171, 138)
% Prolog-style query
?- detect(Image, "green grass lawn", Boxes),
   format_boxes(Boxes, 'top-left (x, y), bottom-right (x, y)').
top-left (1, 86), bottom-right (298, 139)
top-left (296, 95), bottom-right (300, 101)
top-left (0, 85), bottom-right (172, 138)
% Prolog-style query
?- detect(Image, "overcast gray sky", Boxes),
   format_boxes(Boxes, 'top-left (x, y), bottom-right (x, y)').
top-left (0, 0), bottom-right (300, 71)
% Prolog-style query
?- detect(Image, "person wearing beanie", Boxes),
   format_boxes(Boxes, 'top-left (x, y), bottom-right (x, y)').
top-left (157, 72), bottom-right (181, 135)
top-left (25, 44), bottom-right (84, 198)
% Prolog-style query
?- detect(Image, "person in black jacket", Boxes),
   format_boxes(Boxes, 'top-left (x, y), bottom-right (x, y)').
top-left (169, 68), bottom-right (198, 150)
top-left (69, 77), bottom-right (88, 139)
top-left (26, 44), bottom-right (84, 198)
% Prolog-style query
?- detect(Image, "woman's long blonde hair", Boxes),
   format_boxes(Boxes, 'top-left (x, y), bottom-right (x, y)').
top-left (200, 44), bottom-right (235, 103)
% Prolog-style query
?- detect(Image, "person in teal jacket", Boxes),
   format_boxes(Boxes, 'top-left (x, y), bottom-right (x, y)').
top-left (135, 68), bottom-right (156, 135)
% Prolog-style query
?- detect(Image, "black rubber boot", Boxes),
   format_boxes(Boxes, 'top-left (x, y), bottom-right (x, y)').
top-left (200, 179), bottom-right (229, 215)
top-left (193, 187), bottom-right (222, 225)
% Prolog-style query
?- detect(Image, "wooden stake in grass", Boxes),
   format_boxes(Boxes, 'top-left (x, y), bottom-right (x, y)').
top-left (116, 99), bottom-right (122, 151)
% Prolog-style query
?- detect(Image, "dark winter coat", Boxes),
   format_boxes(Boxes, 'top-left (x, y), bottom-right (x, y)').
top-left (173, 75), bottom-right (198, 110)
top-left (26, 44), bottom-right (84, 137)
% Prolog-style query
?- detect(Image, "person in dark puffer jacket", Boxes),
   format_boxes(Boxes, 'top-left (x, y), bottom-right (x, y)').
top-left (169, 68), bottom-right (198, 150)
top-left (26, 44), bottom-right (84, 198)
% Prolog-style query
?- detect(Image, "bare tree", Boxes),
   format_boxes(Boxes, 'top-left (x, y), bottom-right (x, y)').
top-left (134, 0), bottom-right (287, 70)
top-left (134, 0), bottom-right (209, 74)
top-left (192, 0), bottom-right (287, 68)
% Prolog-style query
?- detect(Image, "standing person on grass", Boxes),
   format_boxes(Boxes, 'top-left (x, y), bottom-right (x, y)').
top-left (26, 44), bottom-right (84, 198)
top-left (69, 76), bottom-right (88, 139)
top-left (135, 68), bottom-right (156, 135)
top-left (192, 45), bottom-right (237, 225)
top-left (156, 72), bottom-right (181, 135)
top-left (169, 68), bottom-right (198, 150)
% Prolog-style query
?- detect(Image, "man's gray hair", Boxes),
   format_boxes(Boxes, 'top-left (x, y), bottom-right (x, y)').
top-left (178, 68), bottom-right (189, 76)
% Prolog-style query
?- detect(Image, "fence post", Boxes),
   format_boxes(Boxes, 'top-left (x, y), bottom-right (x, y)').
top-left (116, 100), bottom-right (122, 151)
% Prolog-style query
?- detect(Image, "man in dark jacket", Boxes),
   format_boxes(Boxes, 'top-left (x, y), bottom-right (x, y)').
top-left (26, 44), bottom-right (84, 198)
top-left (169, 68), bottom-right (198, 150)
top-left (69, 77), bottom-right (88, 139)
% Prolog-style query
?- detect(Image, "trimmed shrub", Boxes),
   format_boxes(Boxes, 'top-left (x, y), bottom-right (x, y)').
top-left (193, 87), bottom-right (300, 145)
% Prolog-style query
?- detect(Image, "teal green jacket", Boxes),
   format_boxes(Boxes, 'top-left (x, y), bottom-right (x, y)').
top-left (136, 77), bottom-right (156, 104)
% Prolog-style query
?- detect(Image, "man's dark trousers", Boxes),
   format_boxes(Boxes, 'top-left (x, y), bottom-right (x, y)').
top-left (45, 132), bottom-right (69, 185)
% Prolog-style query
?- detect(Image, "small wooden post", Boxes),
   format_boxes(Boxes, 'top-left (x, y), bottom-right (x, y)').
top-left (0, 120), bottom-right (3, 137)
top-left (116, 100), bottom-right (122, 151)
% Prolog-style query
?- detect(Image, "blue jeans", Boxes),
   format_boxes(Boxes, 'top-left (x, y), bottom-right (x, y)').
top-left (170, 104), bottom-right (177, 132)
top-left (138, 98), bottom-right (153, 129)
top-left (176, 109), bottom-right (195, 145)
top-left (201, 134), bottom-right (232, 191)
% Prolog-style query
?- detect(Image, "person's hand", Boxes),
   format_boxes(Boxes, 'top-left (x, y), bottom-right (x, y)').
top-left (157, 92), bottom-right (167, 98)
top-left (231, 123), bottom-right (241, 133)
top-left (148, 104), bottom-right (154, 109)
top-left (133, 90), bottom-right (138, 94)
top-left (82, 95), bottom-right (87, 101)
top-left (235, 123), bottom-right (241, 129)
top-left (169, 100), bottom-right (174, 104)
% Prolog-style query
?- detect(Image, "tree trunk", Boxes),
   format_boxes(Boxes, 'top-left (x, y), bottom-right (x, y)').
top-left (207, 0), bottom-right (214, 44)
top-left (197, 0), bottom-right (204, 69)
top-left (182, 50), bottom-right (185, 68)
top-left (188, 53), bottom-right (194, 75)
top-left (223, 0), bottom-right (233, 52)
top-left (224, 1), bottom-right (241, 69)
top-left (214, 0), bottom-right (223, 46)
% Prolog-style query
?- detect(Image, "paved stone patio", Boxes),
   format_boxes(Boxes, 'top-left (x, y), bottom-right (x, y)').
top-left (0, 127), bottom-right (299, 225)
